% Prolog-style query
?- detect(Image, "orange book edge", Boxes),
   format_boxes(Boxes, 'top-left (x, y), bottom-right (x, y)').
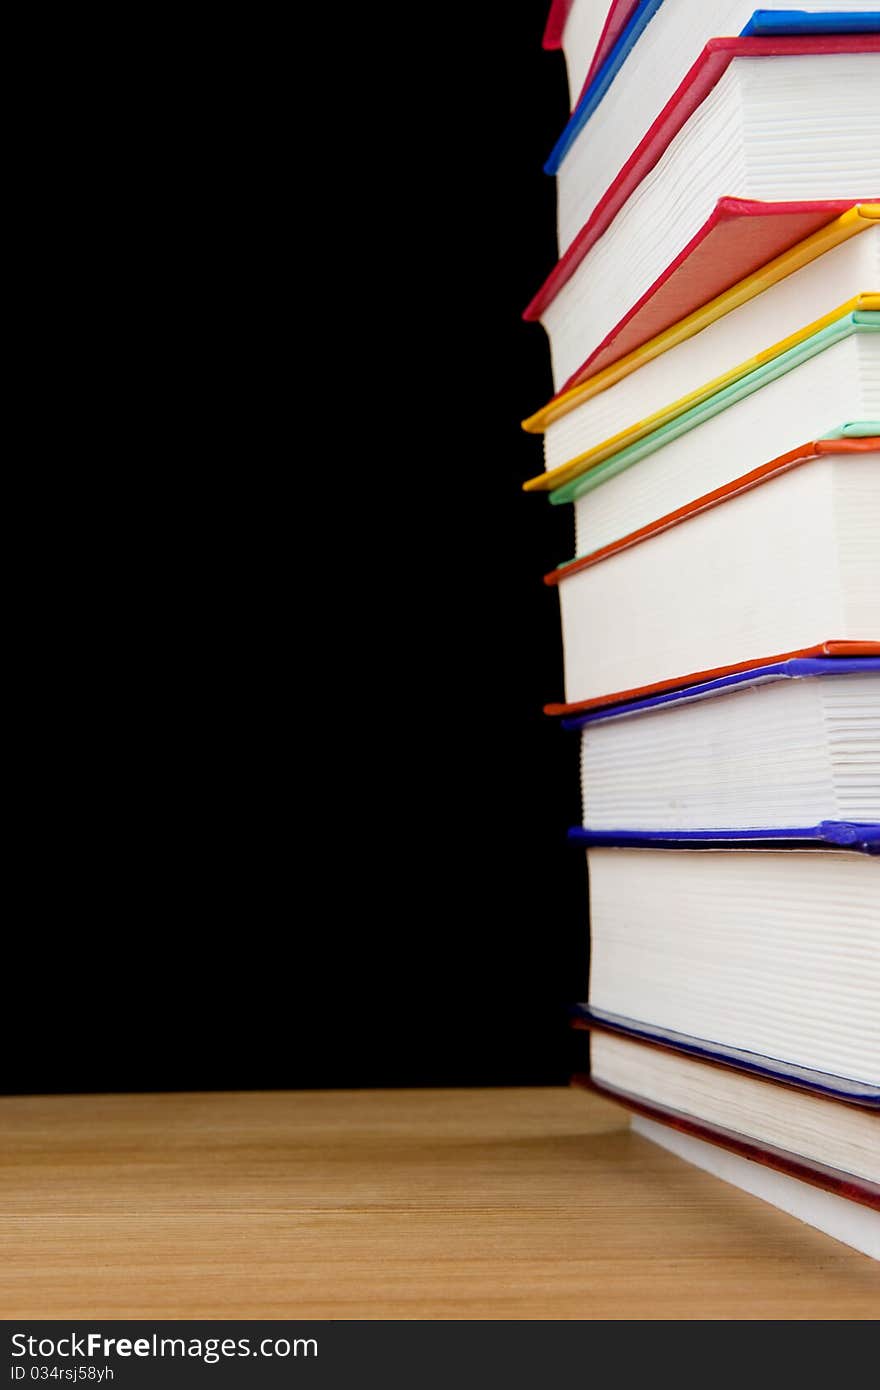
top-left (523, 203), bottom-right (880, 435)
top-left (544, 436), bottom-right (880, 586)
top-left (545, 642), bottom-right (880, 717)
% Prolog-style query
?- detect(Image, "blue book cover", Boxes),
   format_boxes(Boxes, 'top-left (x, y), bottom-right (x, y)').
top-left (742, 9), bottom-right (880, 34)
top-left (567, 822), bottom-right (880, 853)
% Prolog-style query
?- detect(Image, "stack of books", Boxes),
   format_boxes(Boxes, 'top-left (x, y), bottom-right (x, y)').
top-left (528, 0), bottom-right (879, 1257)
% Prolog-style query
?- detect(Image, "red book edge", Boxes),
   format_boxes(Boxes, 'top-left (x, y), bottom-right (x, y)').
top-left (573, 1074), bottom-right (880, 1211)
top-left (544, 643), bottom-right (880, 717)
top-left (544, 438), bottom-right (880, 586)
top-left (543, 0), bottom-right (575, 49)
top-left (543, 1), bottom-right (643, 108)
top-left (523, 34), bottom-right (880, 322)
top-left (582, 0), bottom-right (642, 92)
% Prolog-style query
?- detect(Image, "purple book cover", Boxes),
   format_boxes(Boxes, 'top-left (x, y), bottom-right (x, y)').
top-left (567, 817), bottom-right (878, 850)
top-left (567, 822), bottom-right (880, 853)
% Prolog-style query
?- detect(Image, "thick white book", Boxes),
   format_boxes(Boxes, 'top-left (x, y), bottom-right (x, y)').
top-left (591, 1033), bottom-right (879, 1181)
top-left (583, 848), bottom-right (880, 1086)
top-left (576, 666), bottom-right (880, 831)
top-left (554, 447), bottom-right (879, 709)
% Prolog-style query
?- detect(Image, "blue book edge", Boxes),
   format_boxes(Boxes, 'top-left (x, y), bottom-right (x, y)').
top-left (571, 1005), bottom-right (880, 1107)
top-left (567, 822), bottom-right (880, 853)
top-left (545, 0), bottom-right (664, 173)
top-left (742, 10), bottom-right (880, 35)
top-left (560, 657), bottom-right (880, 730)
top-left (546, 8), bottom-right (880, 174)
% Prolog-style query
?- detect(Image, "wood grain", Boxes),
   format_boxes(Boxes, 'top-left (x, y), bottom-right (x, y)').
top-left (1, 1087), bottom-right (877, 1318)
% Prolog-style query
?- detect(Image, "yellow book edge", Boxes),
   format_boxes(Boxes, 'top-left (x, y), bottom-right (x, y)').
top-left (522, 203), bottom-right (880, 437)
top-left (523, 291), bottom-right (880, 495)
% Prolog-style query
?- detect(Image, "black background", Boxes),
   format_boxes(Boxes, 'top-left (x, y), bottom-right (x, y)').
top-left (8, 7), bottom-right (593, 1091)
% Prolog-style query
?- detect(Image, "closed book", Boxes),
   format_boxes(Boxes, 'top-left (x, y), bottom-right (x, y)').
top-left (564, 657), bottom-right (880, 831)
top-left (546, 440), bottom-right (879, 713)
top-left (575, 844), bottom-right (878, 1092)
top-left (531, 199), bottom-right (876, 393)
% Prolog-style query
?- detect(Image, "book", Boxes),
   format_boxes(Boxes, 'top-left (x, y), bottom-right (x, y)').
top-left (529, 199), bottom-right (876, 392)
top-left (574, 1006), bottom-right (880, 1104)
top-left (525, 302), bottom-right (878, 498)
top-left (631, 1117), bottom-right (880, 1259)
top-left (524, 228), bottom-right (877, 476)
top-left (584, 1032), bottom-right (880, 1202)
top-left (565, 657), bottom-right (879, 830)
top-left (548, 441), bottom-right (879, 711)
top-left (572, 844), bottom-right (879, 1084)
top-left (547, 5), bottom-right (880, 197)
top-left (524, 204), bottom-right (878, 425)
top-left (546, 434), bottom-right (880, 575)
top-left (525, 40), bottom-right (880, 392)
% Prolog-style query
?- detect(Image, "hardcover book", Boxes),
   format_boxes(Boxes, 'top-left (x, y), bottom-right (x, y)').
top-left (548, 441), bottom-right (879, 712)
top-left (565, 657), bottom-right (880, 830)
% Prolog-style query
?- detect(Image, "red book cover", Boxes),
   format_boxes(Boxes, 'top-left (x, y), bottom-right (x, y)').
top-left (555, 199), bottom-right (866, 392)
top-left (543, 0), bottom-right (577, 49)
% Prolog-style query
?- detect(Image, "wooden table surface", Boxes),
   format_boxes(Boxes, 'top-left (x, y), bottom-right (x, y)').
top-left (1, 1087), bottom-right (878, 1319)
